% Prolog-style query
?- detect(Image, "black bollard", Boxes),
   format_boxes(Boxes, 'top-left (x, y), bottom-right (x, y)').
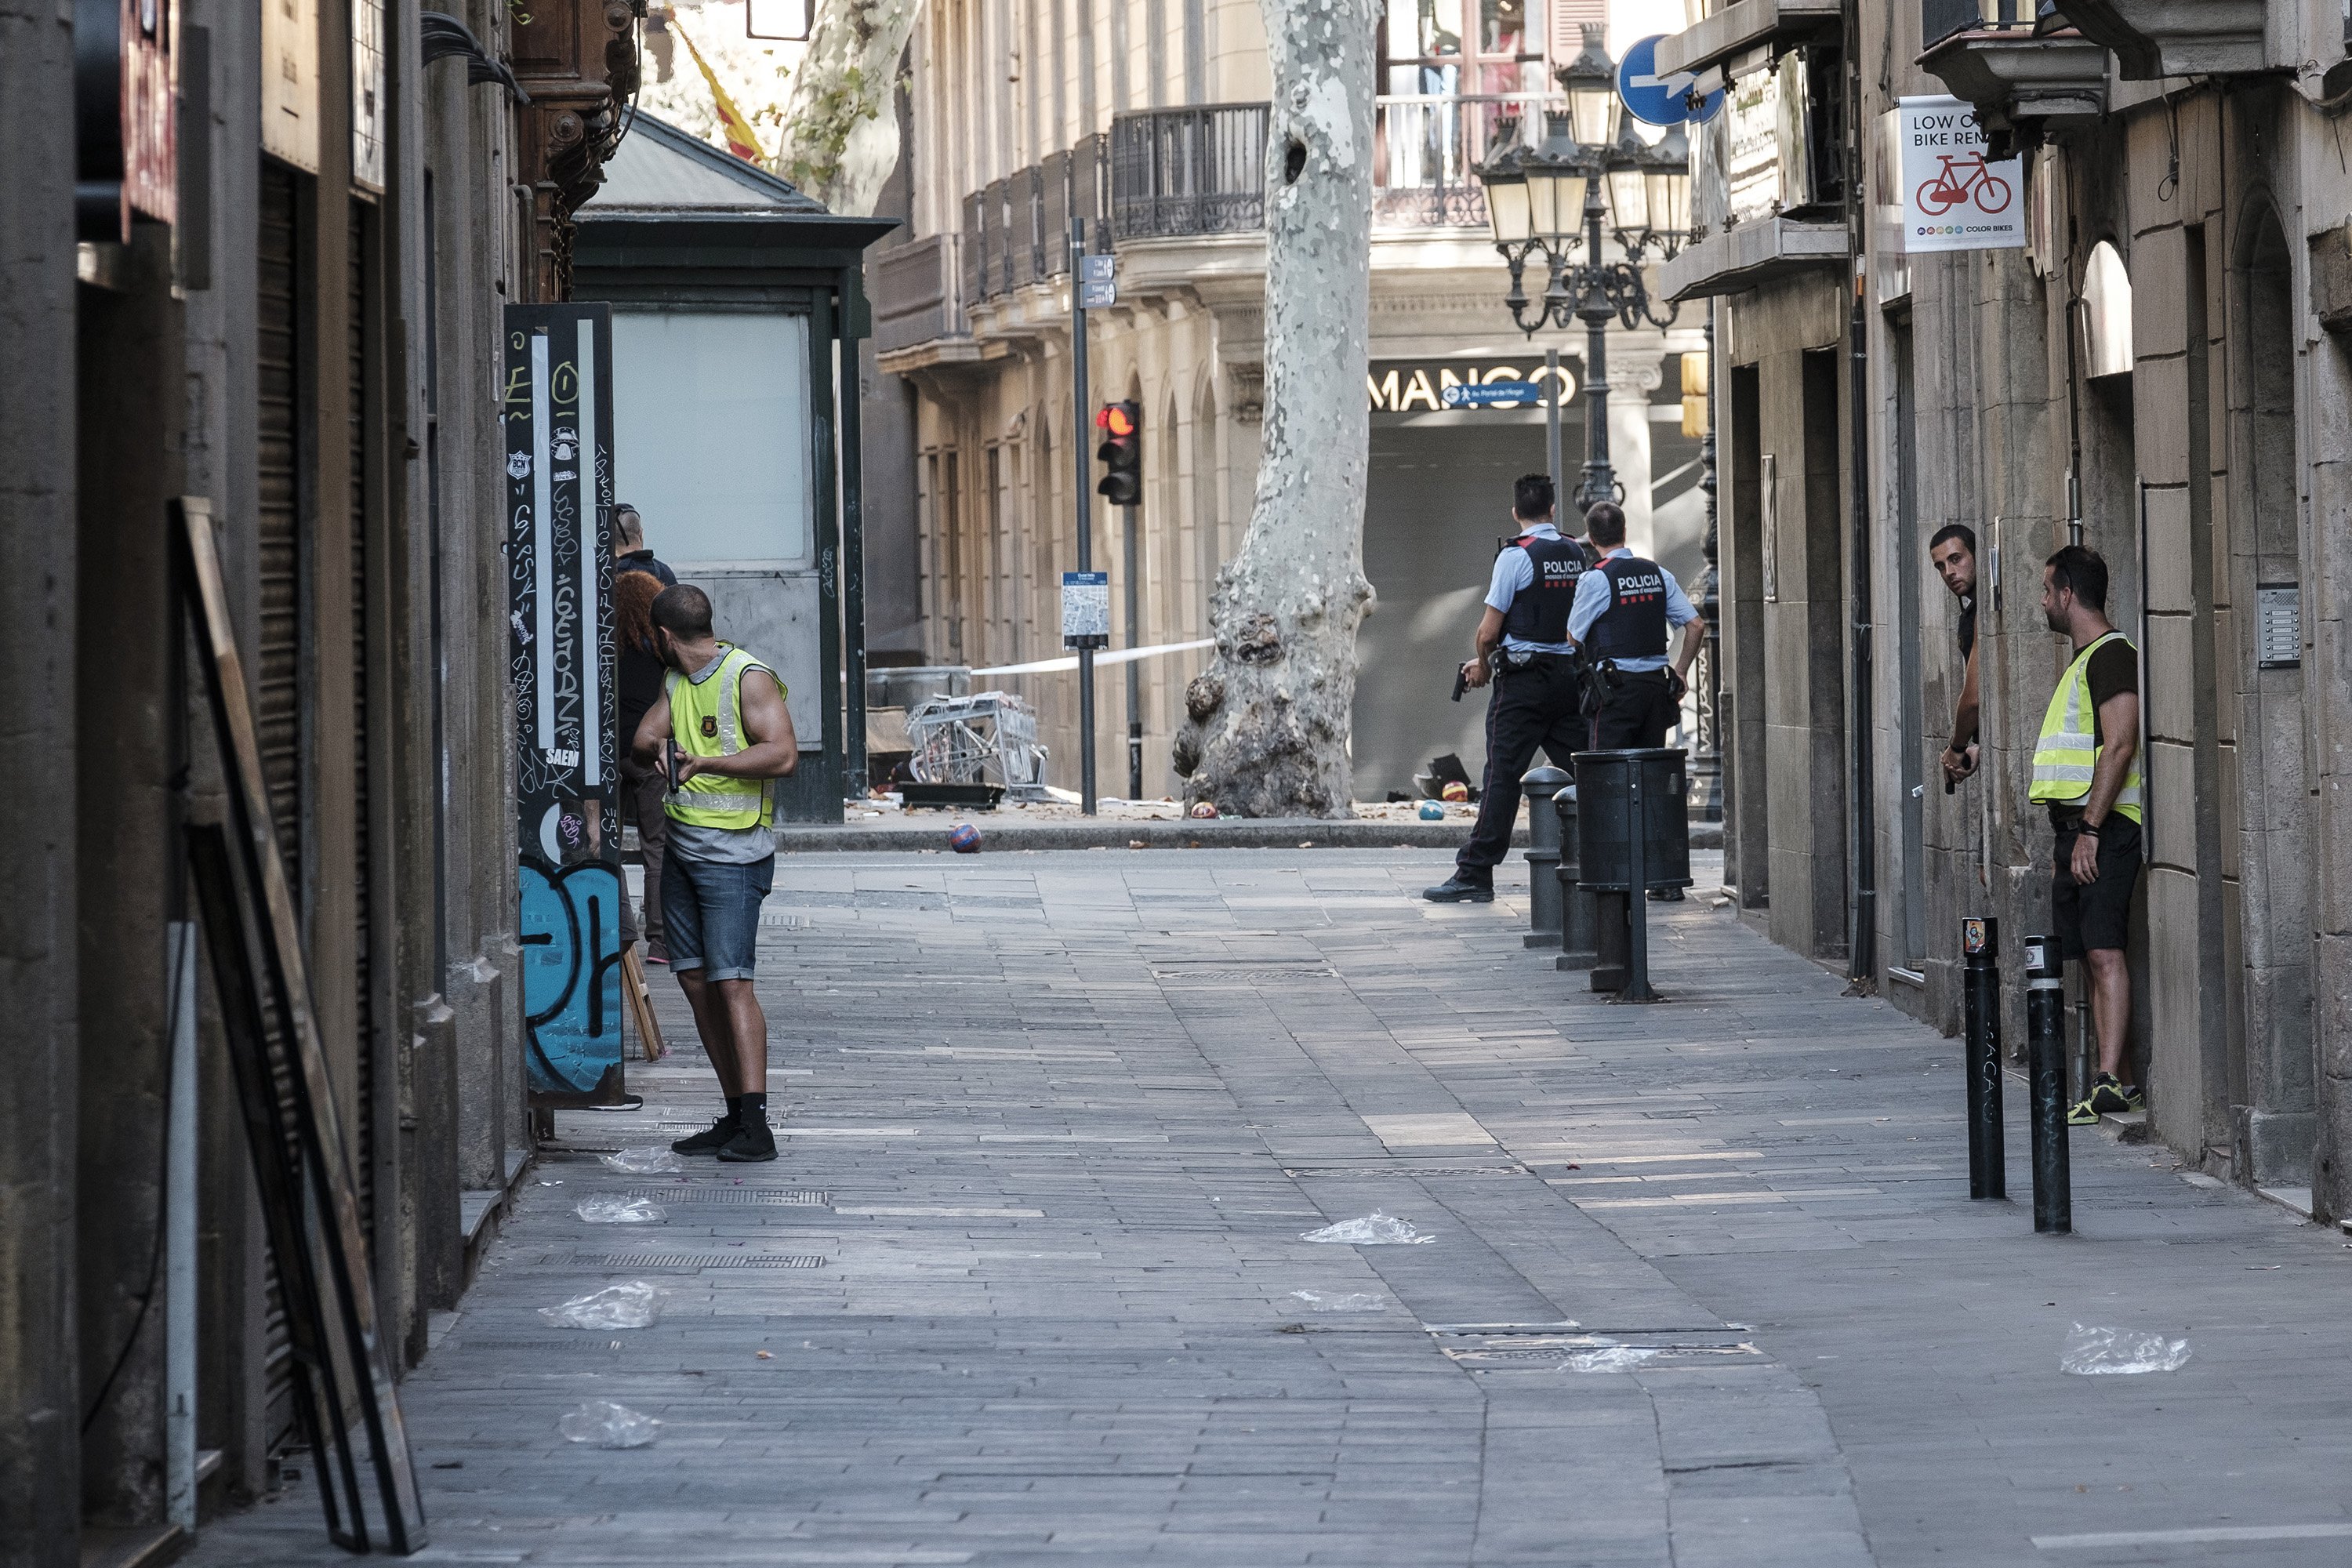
top-left (2024, 933), bottom-right (2071, 1234)
top-left (1961, 917), bottom-right (2004, 1200)
top-left (1521, 766), bottom-right (1570, 949)
top-left (1555, 786), bottom-right (1597, 971)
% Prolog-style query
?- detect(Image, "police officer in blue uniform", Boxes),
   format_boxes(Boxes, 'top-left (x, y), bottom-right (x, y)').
top-left (1424, 475), bottom-right (1595, 903)
top-left (1569, 501), bottom-right (1704, 750)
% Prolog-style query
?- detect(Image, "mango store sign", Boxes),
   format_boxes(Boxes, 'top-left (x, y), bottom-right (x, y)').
top-left (1368, 361), bottom-right (1575, 412)
top-left (1900, 96), bottom-right (2024, 253)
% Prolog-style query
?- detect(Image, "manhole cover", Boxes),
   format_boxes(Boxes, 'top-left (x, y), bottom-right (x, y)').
top-left (569, 1253), bottom-right (828, 1269)
top-left (621, 1187), bottom-right (828, 1206)
top-left (1283, 1164), bottom-right (1527, 1178)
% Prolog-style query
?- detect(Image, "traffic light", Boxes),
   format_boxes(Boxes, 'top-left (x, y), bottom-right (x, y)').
top-left (1095, 400), bottom-right (1142, 506)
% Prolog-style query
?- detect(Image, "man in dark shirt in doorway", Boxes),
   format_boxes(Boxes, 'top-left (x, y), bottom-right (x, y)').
top-left (613, 503), bottom-right (677, 587)
top-left (1931, 524), bottom-right (1981, 784)
top-left (613, 503), bottom-right (677, 957)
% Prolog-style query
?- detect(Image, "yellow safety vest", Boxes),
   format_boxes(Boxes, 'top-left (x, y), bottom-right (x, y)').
top-left (2028, 630), bottom-right (2142, 824)
top-left (663, 645), bottom-right (781, 831)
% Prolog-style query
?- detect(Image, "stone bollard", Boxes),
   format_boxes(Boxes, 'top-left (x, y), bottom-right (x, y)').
top-left (1554, 785), bottom-right (1597, 971)
top-left (1520, 765), bottom-right (1570, 949)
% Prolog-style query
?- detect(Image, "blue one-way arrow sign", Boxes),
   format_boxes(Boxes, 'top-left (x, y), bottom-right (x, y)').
top-left (1617, 34), bottom-right (1723, 127)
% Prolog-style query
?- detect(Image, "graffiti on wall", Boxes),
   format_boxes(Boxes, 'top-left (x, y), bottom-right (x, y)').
top-left (503, 303), bottom-right (624, 1100)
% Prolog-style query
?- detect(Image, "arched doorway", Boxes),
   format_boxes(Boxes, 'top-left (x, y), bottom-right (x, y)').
top-left (2227, 201), bottom-right (2315, 1185)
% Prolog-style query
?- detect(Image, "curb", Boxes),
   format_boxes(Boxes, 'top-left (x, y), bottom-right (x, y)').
top-left (771, 818), bottom-right (1728, 855)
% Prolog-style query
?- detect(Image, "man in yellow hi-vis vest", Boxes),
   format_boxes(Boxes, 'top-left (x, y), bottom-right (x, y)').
top-left (630, 584), bottom-right (800, 1163)
top-left (2029, 546), bottom-right (2144, 1126)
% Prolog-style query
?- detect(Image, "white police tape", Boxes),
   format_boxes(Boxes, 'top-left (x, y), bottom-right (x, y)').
top-left (971, 637), bottom-right (1217, 678)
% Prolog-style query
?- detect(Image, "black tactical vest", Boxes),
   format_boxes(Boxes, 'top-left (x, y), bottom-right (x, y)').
top-left (1585, 554), bottom-right (1670, 660)
top-left (1500, 533), bottom-right (1588, 644)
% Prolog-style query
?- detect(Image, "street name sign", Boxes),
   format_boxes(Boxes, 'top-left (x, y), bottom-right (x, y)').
top-left (1442, 381), bottom-right (1546, 408)
top-left (1078, 253), bottom-right (1116, 308)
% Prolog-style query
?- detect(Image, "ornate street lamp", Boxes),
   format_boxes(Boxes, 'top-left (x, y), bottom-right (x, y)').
top-left (1472, 23), bottom-right (1686, 514)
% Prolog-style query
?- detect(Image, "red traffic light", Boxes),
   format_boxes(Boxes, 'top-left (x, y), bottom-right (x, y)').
top-left (1095, 400), bottom-right (1142, 506)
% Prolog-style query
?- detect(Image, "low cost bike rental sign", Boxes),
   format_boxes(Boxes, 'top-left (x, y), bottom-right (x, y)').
top-left (1900, 96), bottom-right (2024, 253)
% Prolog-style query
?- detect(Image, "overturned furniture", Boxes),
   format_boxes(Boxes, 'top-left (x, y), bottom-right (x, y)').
top-left (902, 691), bottom-right (1051, 808)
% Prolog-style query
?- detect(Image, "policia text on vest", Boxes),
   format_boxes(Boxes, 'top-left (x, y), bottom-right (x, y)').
top-left (1425, 476), bottom-right (1594, 903)
top-left (2028, 546), bottom-right (2147, 1127)
top-left (629, 584), bottom-right (800, 1163)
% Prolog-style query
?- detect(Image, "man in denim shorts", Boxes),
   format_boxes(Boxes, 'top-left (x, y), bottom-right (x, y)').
top-left (629, 584), bottom-right (799, 1162)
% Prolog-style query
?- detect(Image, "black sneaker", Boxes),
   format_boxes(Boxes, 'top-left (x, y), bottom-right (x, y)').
top-left (2066, 1074), bottom-right (2140, 1126)
top-left (670, 1114), bottom-right (739, 1156)
top-left (717, 1118), bottom-right (778, 1163)
top-left (1422, 876), bottom-right (1494, 903)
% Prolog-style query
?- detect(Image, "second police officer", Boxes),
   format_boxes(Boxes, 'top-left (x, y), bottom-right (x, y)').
top-left (1569, 499), bottom-right (1704, 750)
top-left (1424, 474), bottom-right (1593, 903)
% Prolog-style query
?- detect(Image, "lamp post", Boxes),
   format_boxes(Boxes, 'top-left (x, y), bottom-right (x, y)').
top-left (1475, 24), bottom-right (1690, 517)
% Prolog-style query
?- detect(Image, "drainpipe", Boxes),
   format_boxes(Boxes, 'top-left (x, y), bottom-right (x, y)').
top-left (1844, 0), bottom-right (1877, 984)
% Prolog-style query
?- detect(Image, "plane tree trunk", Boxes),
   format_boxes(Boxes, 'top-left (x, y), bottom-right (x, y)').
top-left (771, 0), bottom-right (922, 216)
top-left (1171, 0), bottom-right (1377, 818)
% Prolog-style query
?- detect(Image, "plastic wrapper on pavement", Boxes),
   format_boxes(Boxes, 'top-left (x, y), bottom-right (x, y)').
top-left (2060, 1323), bottom-right (2190, 1374)
top-left (1299, 1212), bottom-right (1434, 1245)
top-left (539, 1281), bottom-right (662, 1330)
top-left (558, 1399), bottom-right (662, 1448)
top-left (598, 1146), bottom-right (684, 1174)
top-left (575, 1195), bottom-right (666, 1225)
top-left (1290, 1290), bottom-right (1385, 1312)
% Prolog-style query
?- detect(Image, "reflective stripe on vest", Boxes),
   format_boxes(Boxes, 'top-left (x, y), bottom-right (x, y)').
top-left (2028, 630), bottom-right (2143, 824)
top-left (663, 646), bottom-right (779, 831)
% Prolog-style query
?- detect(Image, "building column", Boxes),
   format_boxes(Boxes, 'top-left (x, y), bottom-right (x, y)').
top-left (0, 0), bottom-right (83, 1553)
top-left (1605, 333), bottom-right (1666, 554)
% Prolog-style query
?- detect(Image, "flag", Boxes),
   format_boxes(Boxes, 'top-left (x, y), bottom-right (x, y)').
top-left (672, 18), bottom-right (768, 165)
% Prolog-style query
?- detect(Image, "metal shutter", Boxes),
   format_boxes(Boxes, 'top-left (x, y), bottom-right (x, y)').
top-left (347, 196), bottom-right (376, 1237)
top-left (255, 158), bottom-right (303, 1453)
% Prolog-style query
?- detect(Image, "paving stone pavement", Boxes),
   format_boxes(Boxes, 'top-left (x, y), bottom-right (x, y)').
top-left (186, 849), bottom-right (2352, 1567)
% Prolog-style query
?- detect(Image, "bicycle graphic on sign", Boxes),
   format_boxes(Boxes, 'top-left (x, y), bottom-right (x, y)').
top-left (1916, 151), bottom-right (2013, 216)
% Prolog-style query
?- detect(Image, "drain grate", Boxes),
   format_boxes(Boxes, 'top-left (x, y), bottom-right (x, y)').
top-left (1283, 1163), bottom-right (1528, 1178)
top-left (456, 1338), bottom-right (633, 1354)
top-left (569, 1252), bottom-right (828, 1269)
top-left (621, 1187), bottom-right (828, 1206)
top-left (1152, 966), bottom-right (1336, 984)
top-left (1435, 1333), bottom-right (1762, 1367)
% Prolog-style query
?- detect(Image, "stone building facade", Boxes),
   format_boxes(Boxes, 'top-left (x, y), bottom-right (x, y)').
top-left (1, 0), bottom-right (634, 1557)
top-left (1660, 0), bottom-right (2352, 1211)
top-left (871, 0), bottom-right (1708, 801)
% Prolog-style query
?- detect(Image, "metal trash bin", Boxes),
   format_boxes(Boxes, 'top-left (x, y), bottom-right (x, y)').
top-left (1573, 749), bottom-right (1693, 1001)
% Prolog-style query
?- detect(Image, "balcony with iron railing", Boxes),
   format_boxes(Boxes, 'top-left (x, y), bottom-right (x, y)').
top-left (1917, 0), bottom-right (2109, 144)
top-left (947, 95), bottom-right (1555, 306)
